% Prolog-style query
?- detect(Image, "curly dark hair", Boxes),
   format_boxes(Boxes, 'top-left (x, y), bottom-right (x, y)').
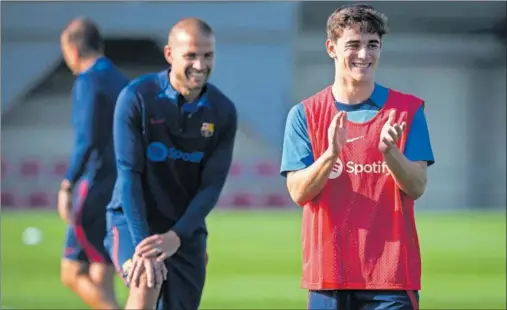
top-left (326, 3), bottom-right (389, 42)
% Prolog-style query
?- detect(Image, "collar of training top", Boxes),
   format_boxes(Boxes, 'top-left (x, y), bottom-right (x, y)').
top-left (157, 68), bottom-right (210, 113)
top-left (369, 83), bottom-right (389, 108)
top-left (335, 83), bottom-right (389, 111)
top-left (79, 56), bottom-right (110, 76)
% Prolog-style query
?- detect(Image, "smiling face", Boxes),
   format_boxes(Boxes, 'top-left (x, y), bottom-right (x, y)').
top-left (326, 27), bottom-right (381, 83)
top-left (325, 4), bottom-right (388, 84)
top-left (164, 29), bottom-right (215, 94)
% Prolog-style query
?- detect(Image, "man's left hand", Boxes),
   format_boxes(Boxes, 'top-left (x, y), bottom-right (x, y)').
top-left (379, 109), bottom-right (407, 153)
top-left (135, 231), bottom-right (181, 261)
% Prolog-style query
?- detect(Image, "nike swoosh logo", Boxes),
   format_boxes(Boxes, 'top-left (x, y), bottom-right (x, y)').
top-left (346, 136), bottom-right (364, 143)
top-left (150, 119), bottom-right (165, 124)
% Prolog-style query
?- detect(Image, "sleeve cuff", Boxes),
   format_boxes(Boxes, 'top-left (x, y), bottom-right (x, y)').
top-left (64, 173), bottom-right (78, 187)
top-left (171, 223), bottom-right (191, 240)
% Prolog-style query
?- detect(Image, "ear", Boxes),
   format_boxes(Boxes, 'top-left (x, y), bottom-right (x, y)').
top-left (164, 45), bottom-right (172, 65)
top-left (69, 45), bottom-right (80, 61)
top-left (325, 39), bottom-right (337, 59)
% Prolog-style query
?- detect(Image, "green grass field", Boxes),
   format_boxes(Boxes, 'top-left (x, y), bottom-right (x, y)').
top-left (1, 210), bottom-right (506, 309)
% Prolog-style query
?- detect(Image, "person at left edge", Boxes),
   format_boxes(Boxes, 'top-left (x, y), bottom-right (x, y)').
top-left (104, 18), bottom-right (238, 310)
top-left (57, 17), bottom-right (128, 309)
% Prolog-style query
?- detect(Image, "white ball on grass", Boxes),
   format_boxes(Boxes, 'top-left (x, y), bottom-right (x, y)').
top-left (22, 227), bottom-right (43, 245)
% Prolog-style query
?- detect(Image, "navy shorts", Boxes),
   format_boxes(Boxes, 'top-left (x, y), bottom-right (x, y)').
top-left (104, 210), bottom-right (208, 310)
top-left (62, 180), bottom-right (112, 264)
top-left (308, 290), bottom-right (419, 310)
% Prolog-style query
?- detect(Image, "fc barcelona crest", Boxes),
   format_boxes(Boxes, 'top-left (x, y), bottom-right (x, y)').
top-left (201, 122), bottom-right (214, 138)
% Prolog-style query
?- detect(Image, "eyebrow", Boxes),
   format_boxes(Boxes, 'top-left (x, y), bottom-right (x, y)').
top-left (346, 39), bottom-right (380, 45)
top-left (184, 51), bottom-right (214, 56)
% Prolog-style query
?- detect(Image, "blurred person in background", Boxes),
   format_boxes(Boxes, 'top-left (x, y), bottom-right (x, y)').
top-left (103, 17), bottom-right (237, 309)
top-left (280, 4), bottom-right (434, 310)
top-left (58, 17), bottom-right (129, 309)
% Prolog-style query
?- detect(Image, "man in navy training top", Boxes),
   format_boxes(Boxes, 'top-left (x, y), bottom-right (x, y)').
top-left (104, 17), bottom-right (237, 310)
top-left (57, 17), bottom-right (128, 310)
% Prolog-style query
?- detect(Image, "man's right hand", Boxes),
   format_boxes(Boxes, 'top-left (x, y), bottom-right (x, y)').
top-left (127, 254), bottom-right (167, 288)
top-left (327, 111), bottom-right (347, 155)
top-left (57, 189), bottom-right (73, 224)
top-left (134, 231), bottom-right (181, 261)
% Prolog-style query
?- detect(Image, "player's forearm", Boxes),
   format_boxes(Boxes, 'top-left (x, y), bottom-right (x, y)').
top-left (171, 183), bottom-right (224, 239)
top-left (383, 146), bottom-right (427, 200)
top-left (66, 91), bottom-right (99, 185)
top-left (65, 144), bottom-right (93, 186)
top-left (172, 151), bottom-right (232, 239)
top-left (119, 171), bottom-right (152, 245)
top-left (287, 148), bottom-right (338, 206)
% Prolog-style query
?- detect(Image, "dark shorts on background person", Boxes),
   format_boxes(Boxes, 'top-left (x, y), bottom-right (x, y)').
top-left (62, 180), bottom-right (112, 264)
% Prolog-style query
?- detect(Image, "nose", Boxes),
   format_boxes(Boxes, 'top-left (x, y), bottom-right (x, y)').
top-left (193, 58), bottom-right (205, 70)
top-left (357, 46), bottom-right (367, 59)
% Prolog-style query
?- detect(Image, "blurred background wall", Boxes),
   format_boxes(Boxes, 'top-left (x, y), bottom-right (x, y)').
top-left (1, 1), bottom-right (506, 211)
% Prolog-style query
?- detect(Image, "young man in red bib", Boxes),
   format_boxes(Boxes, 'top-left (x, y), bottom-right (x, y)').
top-left (280, 4), bottom-right (434, 310)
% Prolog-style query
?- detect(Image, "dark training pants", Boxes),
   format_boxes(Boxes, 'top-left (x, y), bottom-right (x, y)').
top-left (104, 210), bottom-right (208, 310)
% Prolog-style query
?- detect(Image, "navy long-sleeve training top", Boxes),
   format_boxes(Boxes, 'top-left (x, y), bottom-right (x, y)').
top-left (65, 57), bottom-right (129, 189)
top-left (108, 69), bottom-right (237, 246)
